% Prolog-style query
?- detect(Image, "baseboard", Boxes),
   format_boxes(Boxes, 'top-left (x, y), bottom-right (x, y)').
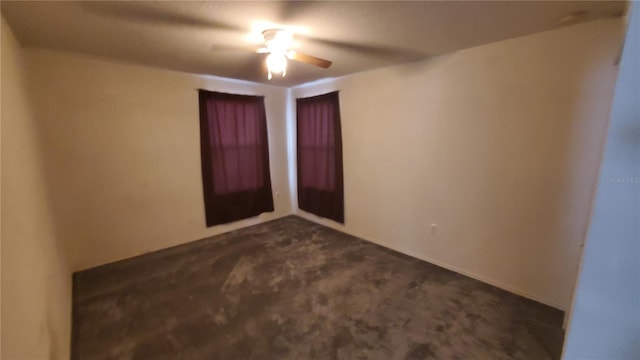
top-left (74, 212), bottom-right (296, 273)
top-left (294, 210), bottom-right (565, 311)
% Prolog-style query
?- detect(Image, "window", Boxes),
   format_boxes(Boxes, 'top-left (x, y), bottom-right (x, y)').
top-left (296, 91), bottom-right (344, 223)
top-left (198, 90), bottom-right (274, 226)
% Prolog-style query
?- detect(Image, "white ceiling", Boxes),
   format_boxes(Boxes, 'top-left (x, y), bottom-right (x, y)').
top-left (1, 1), bottom-right (626, 87)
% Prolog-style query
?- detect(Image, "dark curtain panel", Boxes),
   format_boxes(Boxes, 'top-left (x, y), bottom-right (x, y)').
top-left (296, 91), bottom-right (344, 223)
top-left (198, 90), bottom-right (274, 226)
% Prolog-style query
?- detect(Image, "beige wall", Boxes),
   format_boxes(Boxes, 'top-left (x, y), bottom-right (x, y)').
top-left (290, 18), bottom-right (623, 310)
top-left (25, 49), bottom-right (292, 271)
top-left (1, 19), bottom-right (72, 359)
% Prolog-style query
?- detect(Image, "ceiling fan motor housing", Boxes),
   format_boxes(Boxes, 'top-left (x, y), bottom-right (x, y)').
top-left (262, 29), bottom-right (293, 54)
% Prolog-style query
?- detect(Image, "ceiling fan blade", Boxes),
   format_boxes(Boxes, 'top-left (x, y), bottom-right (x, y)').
top-left (288, 51), bottom-right (332, 69)
top-left (303, 36), bottom-right (427, 61)
top-left (81, 2), bottom-right (243, 32)
top-left (210, 44), bottom-right (258, 53)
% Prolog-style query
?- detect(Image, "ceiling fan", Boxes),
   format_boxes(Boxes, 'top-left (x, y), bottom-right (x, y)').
top-left (81, 2), bottom-right (424, 81)
top-left (256, 29), bottom-right (332, 80)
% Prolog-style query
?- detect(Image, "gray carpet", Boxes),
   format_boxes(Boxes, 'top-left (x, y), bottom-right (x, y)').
top-left (72, 216), bottom-right (564, 359)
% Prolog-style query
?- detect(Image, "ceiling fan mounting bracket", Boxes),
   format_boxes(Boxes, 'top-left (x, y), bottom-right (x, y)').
top-left (261, 29), bottom-right (288, 42)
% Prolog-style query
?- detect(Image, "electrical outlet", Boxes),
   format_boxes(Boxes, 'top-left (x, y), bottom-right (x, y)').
top-left (430, 224), bottom-right (438, 235)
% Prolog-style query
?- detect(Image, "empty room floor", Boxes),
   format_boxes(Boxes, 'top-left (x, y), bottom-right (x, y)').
top-left (72, 216), bottom-right (564, 359)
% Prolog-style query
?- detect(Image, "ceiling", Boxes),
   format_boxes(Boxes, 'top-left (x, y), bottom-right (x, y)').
top-left (1, 1), bottom-right (626, 87)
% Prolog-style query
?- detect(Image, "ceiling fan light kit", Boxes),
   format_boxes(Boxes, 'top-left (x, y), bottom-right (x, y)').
top-left (258, 28), bottom-right (332, 80)
top-left (266, 53), bottom-right (287, 79)
top-left (261, 29), bottom-right (291, 79)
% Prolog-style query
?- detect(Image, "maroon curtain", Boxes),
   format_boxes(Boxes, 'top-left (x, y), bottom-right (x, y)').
top-left (296, 91), bottom-right (344, 223)
top-left (198, 90), bottom-right (274, 226)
